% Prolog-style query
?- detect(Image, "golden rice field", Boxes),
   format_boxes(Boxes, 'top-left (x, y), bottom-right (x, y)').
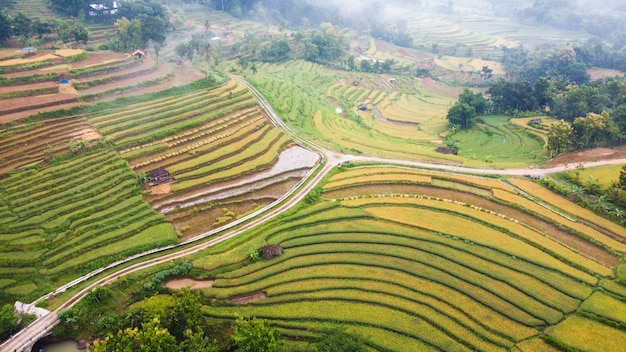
top-left (181, 165), bottom-right (626, 352)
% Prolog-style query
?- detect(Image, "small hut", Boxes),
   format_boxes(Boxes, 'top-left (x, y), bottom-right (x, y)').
top-left (258, 245), bottom-right (283, 260)
top-left (132, 49), bottom-right (145, 59)
top-left (146, 167), bottom-right (172, 185)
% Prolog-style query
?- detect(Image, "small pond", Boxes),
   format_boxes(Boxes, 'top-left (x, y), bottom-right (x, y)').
top-left (32, 340), bottom-right (84, 352)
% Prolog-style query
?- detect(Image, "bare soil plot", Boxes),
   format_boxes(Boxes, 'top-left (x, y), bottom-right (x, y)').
top-left (588, 68), bottom-right (622, 80)
top-left (164, 277), bottom-right (215, 290)
top-left (69, 51), bottom-right (128, 69)
top-left (228, 291), bottom-right (267, 304)
top-left (0, 93), bottom-right (80, 122)
top-left (78, 61), bottom-right (172, 95)
top-left (103, 66), bottom-right (205, 100)
top-left (0, 117), bottom-right (100, 173)
top-left (417, 77), bottom-right (464, 100)
top-left (0, 101), bottom-right (83, 124)
top-left (545, 148), bottom-right (626, 166)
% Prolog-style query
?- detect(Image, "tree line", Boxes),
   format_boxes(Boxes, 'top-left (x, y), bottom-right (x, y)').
top-left (0, 11), bottom-right (88, 46)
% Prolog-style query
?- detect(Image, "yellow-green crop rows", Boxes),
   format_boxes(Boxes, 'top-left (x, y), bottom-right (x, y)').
top-left (0, 150), bottom-right (177, 301)
top-left (89, 80), bottom-right (299, 237)
top-left (188, 165), bottom-right (626, 351)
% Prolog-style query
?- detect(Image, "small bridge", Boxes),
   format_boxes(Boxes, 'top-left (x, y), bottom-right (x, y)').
top-left (0, 302), bottom-right (54, 352)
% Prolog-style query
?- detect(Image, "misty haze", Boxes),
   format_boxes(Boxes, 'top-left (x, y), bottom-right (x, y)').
top-left (1, 0), bottom-right (626, 351)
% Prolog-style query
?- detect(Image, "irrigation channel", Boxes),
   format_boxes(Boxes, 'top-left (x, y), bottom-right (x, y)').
top-left (2, 77), bottom-right (626, 352)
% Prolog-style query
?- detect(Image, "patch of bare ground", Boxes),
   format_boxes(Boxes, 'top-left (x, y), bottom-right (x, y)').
top-left (164, 277), bottom-right (215, 290)
top-left (417, 77), bottom-right (464, 99)
top-left (168, 179), bottom-right (299, 241)
top-left (70, 51), bottom-right (129, 68)
top-left (98, 66), bottom-right (204, 101)
top-left (325, 183), bottom-right (618, 267)
top-left (73, 57), bottom-right (153, 83)
top-left (588, 68), bottom-right (623, 81)
top-left (78, 60), bottom-right (172, 95)
top-left (170, 198), bottom-right (274, 241)
top-left (228, 291), bottom-right (267, 305)
top-left (545, 148), bottom-right (626, 166)
top-left (0, 80), bottom-right (58, 94)
top-left (0, 120), bottom-right (99, 173)
top-left (150, 182), bottom-right (173, 195)
top-left (0, 95), bottom-right (81, 123)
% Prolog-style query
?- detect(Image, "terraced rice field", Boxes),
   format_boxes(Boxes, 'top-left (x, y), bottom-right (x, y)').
top-left (244, 61), bottom-right (464, 163)
top-left (453, 115), bottom-right (547, 165)
top-left (0, 49), bottom-right (175, 123)
top-left (0, 117), bottom-right (101, 173)
top-left (0, 149), bottom-right (178, 301)
top-left (88, 80), bottom-right (319, 239)
top-left (186, 165), bottom-right (626, 351)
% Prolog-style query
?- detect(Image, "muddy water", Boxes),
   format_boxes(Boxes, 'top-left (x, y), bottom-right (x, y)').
top-left (156, 145), bottom-right (320, 213)
top-left (33, 340), bottom-right (83, 352)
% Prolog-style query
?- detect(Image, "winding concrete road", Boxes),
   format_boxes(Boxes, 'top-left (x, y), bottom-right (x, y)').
top-left (2, 77), bottom-right (625, 352)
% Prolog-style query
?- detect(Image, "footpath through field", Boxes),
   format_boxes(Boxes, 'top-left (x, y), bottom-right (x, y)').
top-left (2, 76), bottom-right (626, 352)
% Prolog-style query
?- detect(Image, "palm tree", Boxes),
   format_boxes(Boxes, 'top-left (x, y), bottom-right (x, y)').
top-left (611, 208), bottom-right (624, 220)
top-left (590, 194), bottom-right (610, 214)
top-left (568, 184), bottom-right (585, 202)
top-left (137, 170), bottom-right (149, 185)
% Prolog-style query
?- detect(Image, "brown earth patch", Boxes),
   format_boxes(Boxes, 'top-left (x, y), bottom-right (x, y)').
top-left (0, 101), bottom-right (82, 124)
top-left (545, 148), bottom-right (626, 166)
top-left (417, 77), bottom-right (464, 99)
top-left (150, 182), bottom-right (173, 195)
top-left (325, 183), bottom-right (618, 267)
top-left (164, 277), bottom-right (215, 290)
top-left (588, 68), bottom-right (623, 81)
top-left (0, 94), bottom-right (80, 123)
top-left (79, 61), bottom-right (171, 95)
top-left (69, 51), bottom-right (129, 69)
top-left (0, 81), bottom-right (58, 94)
top-left (228, 291), bottom-right (267, 305)
top-left (98, 66), bottom-right (204, 101)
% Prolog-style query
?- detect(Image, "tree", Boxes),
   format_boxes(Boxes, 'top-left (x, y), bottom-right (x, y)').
top-left (260, 40), bottom-right (291, 62)
top-left (232, 317), bottom-right (282, 352)
top-left (547, 120), bottom-right (573, 158)
top-left (572, 112), bottom-right (606, 149)
top-left (11, 12), bottom-right (31, 37)
top-left (0, 304), bottom-right (18, 341)
top-left (72, 22), bottom-right (89, 44)
top-left (114, 17), bottom-right (142, 52)
top-left (457, 88), bottom-right (488, 114)
top-left (91, 317), bottom-right (178, 352)
top-left (57, 20), bottom-right (74, 43)
top-left (619, 165), bottom-right (626, 191)
top-left (163, 288), bottom-right (204, 342)
top-left (0, 11), bottom-right (11, 44)
top-left (446, 102), bottom-right (476, 128)
top-left (179, 329), bottom-right (218, 352)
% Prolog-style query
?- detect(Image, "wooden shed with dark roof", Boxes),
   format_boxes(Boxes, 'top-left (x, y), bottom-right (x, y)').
top-left (146, 166), bottom-right (172, 185)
